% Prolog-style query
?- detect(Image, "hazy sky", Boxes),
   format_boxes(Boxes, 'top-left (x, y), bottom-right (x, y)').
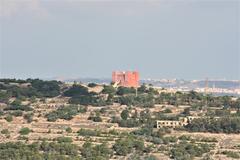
top-left (0, 0), bottom-right (239, 80)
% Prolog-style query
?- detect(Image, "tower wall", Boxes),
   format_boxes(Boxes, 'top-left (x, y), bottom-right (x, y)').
top-left (112, 71), bottom-right (139, 88)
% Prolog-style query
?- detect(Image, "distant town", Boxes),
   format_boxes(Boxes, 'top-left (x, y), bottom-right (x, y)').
top-left (61, 76), bottom-right (240, 96)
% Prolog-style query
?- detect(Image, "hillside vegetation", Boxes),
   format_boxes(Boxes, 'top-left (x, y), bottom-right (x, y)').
top-left (0, 78), bottom-right (239, 159)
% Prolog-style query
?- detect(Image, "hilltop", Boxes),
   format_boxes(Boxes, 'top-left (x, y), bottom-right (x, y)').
top-left (0, 78), bottom-right (240, 160)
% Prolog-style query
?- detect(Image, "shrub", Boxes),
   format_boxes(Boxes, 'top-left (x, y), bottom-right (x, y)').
top-left (24, 113), bottom-right (33, 123)
top-left (69, 95), bottom-right (109, 106)
top-left (0, 110), bottom-right (4, 116)
top-left (0, 141), bottom-right (80, 159)
top-left (178, 135), bottom-right (192, 141)
top-left (102, 85), bottom-right (116, 95)
top-left (11, 99), bottom-right (22, 106)
top-left (81, 141), bottom-right (112, 159)
top-left (113, 137), bottom-right (145, 156)
top-left (163, 136), bottom-right (177, 144)
top-left (5, 115), bottom-right (13, 122)
top-left (118, 119), bottom-right (141, 128)
top-left (200, 137), bottom-right (218, 143)
top-left (17, 136), bottom-right (28, 141)
top-left (121, 109), bottom-right (129, 120)
top-left (113, 138), bottom-right (133, 156)
top-left (170, 142), bottom-right (211, 160)
top-left (151, 137), bottom-right (163, 144)
top-left (30, 79), bottom-right (61, 97)
top-left (4, 105), bottom-right (33, 111)
top-left (1, 129), bottom-right (10, 135)
top-left (19, 127), bottom-right (31, 135)
top-left (116, 87), bottom-right (136, 95)
top-left (63, 84), bottom-right (89, 97)
top-left (99, 107), bottom-right (107, 114)
top-left (65, 127), bottom-right (72, 133)
top-left (185, 117), bottom-right (240, 133)
top-left (77, 128), bottom-right (101, 137)
top-left (222, 151), bottom-right (240, 159)
top-left (108, 129), bottom-right (119, 135)
top-left (88, 83), bottom-right (97, 88)
top-left (88, 111), bottom-right (102, 122)
top-left (163, 108), bottom-right (172, 113)
top-left (46, 105), bottom-right (87, 122)
top-left (89, 116), bottom-right (102, 122)
top-left (55, 137), bottom-right (73, 143)
top-left (10, 110), bottom-right (23, 117)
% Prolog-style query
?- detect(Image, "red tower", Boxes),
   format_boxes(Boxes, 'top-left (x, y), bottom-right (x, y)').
top-left (112, 71), bottom-right (139, 88)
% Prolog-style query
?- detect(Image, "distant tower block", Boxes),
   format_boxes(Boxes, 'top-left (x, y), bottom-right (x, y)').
top-left (112, 71), bottom-right (139, 88)
top-left (205, 78), bottom-right (209, 94)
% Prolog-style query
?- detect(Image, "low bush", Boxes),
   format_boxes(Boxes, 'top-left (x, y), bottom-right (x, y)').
top-left (5, 115), bottom-right (13, 122)
top-left (19, 127), bottom-right (31, 135)
top-left (1, 129), bottom-right (10, 135)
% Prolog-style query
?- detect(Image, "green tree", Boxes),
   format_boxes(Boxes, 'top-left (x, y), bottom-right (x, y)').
top-left (81, 141), bottom-right (94, 159)
top-left (88, 83), bottom-right (97, 88)
top-left (117, 86), bottom-right (135, 95)
top-left (102, 85), bottom-right (116, 95)
top-left (121, 109), bottom-right (129, 120)
top-left (138, 84), bottom-right (147, 93)
top-left (113, 138), bottom-right (132, 156)
top-left (63, 84), bottom-right (89, 97)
